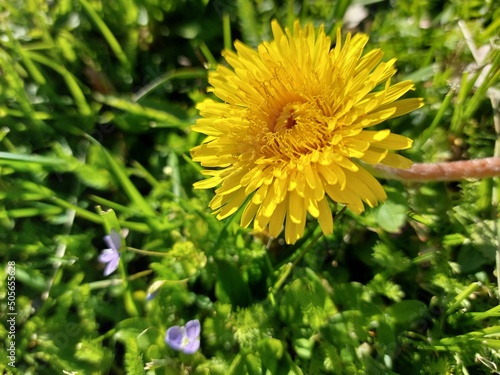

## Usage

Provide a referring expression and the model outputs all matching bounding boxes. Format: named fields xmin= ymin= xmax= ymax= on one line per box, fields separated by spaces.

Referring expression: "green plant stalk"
xmin=168 ymin=151 xmax=183 ymax=201
xmin=287 ymin=0 xmax=295 ymax=29
xmin=5 ymin=205 xmax=63 ymax=218
xmin=0 ymin=107 xmax=51 ymax=119
xmin=0 ymin=16 xmax=46 ymax=85
xmin=85 ymin=134 xmax=160 ymax=232
xmin=450 ymin=70 xmax=480 ymax=134
xmin=89 ymin=195 xmax=139 ymax=216
xmin=413 ymin=88 xmax=455 ymax=151
xmin=131 ymin=160 xmax=160 ymax=188
xmin=197 ymin=41 xmax=218 ymax=69
xmin=471 ymin=304 xmax=500 ymax=321
xmin=49 ymin=196 xmax=151 ymax=233
xmin=87 ymin=270 xmax=153 ymax=290
xmin=271 ymin=229 xmax=323 ymax=293
xmin=446 ymin=282 xmax=481 ymax=315
xmin=464 ymin=55 xmax=500 ymax=120
xmin=270 ymin=205 xmax=346 ymax=294
xmin=223 ymin=12 xmax=232 ymax=51
xmin=132 ymin=68 xmax=207 ymax=102
xmin=227 ymin=353 xmax=243 ymax=375
xmin=127 ymin=247 xmax=168 ymax=257
xmin=0 ymin=50 xmax=46 ymax=133
xmin=26 ymin=51 xmax=92 ymax=116
xmin=78 ymin=0 xmax=131 ymax=70
xmin=94 ymin=93 xmax=186 ymax=125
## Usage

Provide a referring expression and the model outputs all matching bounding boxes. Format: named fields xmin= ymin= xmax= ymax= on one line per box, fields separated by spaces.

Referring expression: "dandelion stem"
xmin=374 ymin=157 xmax=500 ymax=181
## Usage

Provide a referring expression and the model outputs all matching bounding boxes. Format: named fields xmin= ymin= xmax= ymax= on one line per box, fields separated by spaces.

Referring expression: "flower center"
xmin=274 ymin=102 xmax=300 ymax=132
xmin=255 ymin=100 xmax=335 ymax=162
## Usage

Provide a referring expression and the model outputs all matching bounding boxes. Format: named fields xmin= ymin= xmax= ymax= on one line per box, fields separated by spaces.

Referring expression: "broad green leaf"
xmin=215 ymin=259 xmax=252 ymax=307
xmin=385 ymin=300 xmax=427 ymax=325
xmin=375 ymin=199 xmax=407 ymax=233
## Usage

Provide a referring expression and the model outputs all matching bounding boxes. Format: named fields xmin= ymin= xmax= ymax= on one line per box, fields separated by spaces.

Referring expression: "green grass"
xmin=1 ymin=0 xmax=500 ymax=374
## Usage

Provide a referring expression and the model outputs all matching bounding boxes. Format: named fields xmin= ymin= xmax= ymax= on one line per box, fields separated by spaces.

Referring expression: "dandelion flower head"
xmin=191 ymin=20 xmax=423 ymax=244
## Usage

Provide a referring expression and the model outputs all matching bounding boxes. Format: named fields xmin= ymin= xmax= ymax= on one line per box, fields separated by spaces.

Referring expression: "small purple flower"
xmin=98 ymin=229 xmax=122 ymax=276
xmin=165 ymin=320 xmax=200 ymax=354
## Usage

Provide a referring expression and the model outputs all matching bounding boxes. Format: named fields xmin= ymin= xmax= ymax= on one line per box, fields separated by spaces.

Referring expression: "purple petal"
xmin=103 ymin=254 xmax=120 ymax=276
xmin=98 ymin=248 xmax=116 ymax=263
xmin=182 ymin=338 xmax=200 ymax=354
xmin=185 ymin=320 xmax=200 ymax=340
xmin=104 ymin=229 xmax=122 ymax=252
xmin=165 ymin=326 xmax=185 ymax=351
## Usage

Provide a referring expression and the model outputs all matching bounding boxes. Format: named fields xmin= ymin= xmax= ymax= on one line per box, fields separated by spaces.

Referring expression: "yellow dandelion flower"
xmin=191 ymin=20 xmax=423 ymax=244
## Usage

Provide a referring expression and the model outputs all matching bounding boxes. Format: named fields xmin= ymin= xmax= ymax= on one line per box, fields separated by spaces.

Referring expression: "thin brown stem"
xmin=373 ymin=157 xmax=500 ymax=182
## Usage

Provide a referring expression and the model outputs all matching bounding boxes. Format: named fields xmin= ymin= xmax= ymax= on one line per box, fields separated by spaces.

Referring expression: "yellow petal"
xmin=317 ymin=198 xmax=333 ymax=235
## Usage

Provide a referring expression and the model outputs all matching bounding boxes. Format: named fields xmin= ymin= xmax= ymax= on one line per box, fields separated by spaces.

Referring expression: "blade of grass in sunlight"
xmin=0 ymin=49 xmax=46 ymax=130
xmin=446 ymin=282 xmax=481 ymax=316
xmin=450 ymin=70 xmax=482 ymax=134
xmin=0 ymin=107 xmax=52 ymax=120
xmin=5 ymin=204 xmax=64 ymax=218
xmin=84 ymin=134 xmax=160 ymax=231
xmin=94 ymin=93 xmax=188 ymax=127
xmin=28 ymin=188 xmax=151 ymax=233
xmin=130 ymin=160 xmax=160 ymax=188
xmin=0 ymin=151 xmax=69 ymax=167
xmin=132 ymin=68 xmax=206 ymax=102
xmin=1 ymin=21 xmax=46 ymax=85
xmin=464 ymin=52 xmax=500 ymax=120
xmin=26 ymin=51 xmax=93 ymax=116
xmin=196 ymin=41 xmax=218 ymax=70
xmin=89 ymin=195 xmax=182 ymax=231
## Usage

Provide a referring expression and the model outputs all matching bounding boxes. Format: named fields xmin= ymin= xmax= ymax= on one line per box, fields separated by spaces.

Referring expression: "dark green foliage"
xmin=1 ymin=0 xmax=500 ymax=374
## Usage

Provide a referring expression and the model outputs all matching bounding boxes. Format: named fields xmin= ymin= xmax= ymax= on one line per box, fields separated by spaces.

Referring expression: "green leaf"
xmin=293 ymin=338 xmax=314 ymax=359
xmin=215 ymin=259 xmax=252 ymax=307
xmin=258 ymin=338 xmax=284 ymax=374
xmin=124 ymin=338 xmax=145 ymax=375
xmin=375 ymin=199 xmax=407 ymax=233
xmin=385 ymin=300 xmax=427 ymax=325
xmin=244 ymin=353 xmax=262 ymax=375
xmin=74 ymin=338 xmax=105 ymax=365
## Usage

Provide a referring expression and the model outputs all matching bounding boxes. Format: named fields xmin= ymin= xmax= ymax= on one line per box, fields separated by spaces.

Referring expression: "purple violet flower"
xmin=98 ymin=229 xmax=122 ymax=276
xmin=165 ymin=320 xmax=200 ymax=354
